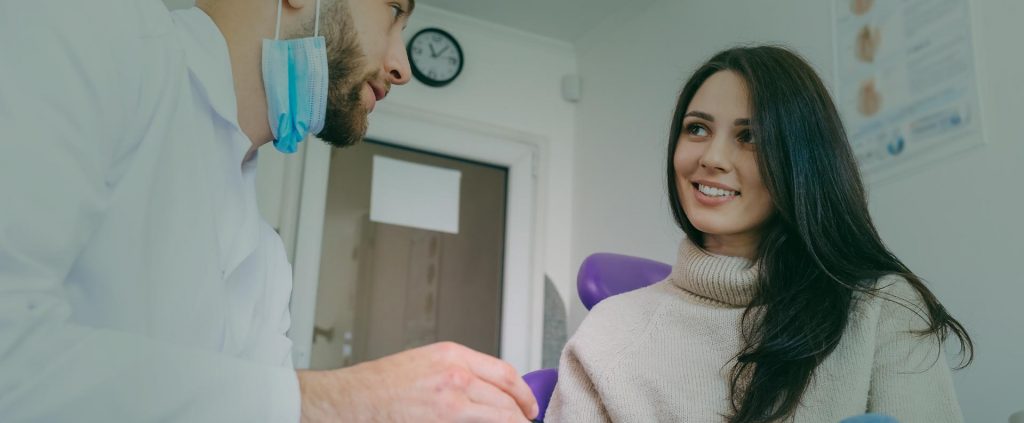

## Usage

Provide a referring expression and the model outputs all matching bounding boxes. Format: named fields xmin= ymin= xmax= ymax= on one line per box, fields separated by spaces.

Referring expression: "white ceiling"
xmin=419 ymin=0 xmax=655 ymax=43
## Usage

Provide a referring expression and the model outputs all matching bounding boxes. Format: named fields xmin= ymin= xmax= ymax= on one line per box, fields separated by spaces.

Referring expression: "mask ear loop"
xmin=314 ymin=0 xmax=321 ymax=37
xmin=274 ymin=0 xmax=320 ymax=39
xmin=274 ymin=0 xmax=283 ymax=40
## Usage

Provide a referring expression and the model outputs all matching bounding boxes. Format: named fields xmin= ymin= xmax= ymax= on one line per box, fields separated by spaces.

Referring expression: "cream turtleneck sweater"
xmin=547 ymin=238 xmax=963 ymax=422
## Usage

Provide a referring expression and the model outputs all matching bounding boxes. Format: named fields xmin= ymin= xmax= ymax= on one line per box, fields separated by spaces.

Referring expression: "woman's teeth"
xmin=697 ymin=184 xmax=739 ymax=198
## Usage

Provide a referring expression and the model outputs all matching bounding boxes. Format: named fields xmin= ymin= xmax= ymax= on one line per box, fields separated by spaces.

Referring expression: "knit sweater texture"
xmin=547 ymin=238 xmax=963 ymax=422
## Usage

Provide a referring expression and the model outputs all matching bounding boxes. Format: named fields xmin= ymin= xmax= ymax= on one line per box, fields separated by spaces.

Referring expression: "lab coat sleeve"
xmin=0 ymin=1 xmax=300 ymax=422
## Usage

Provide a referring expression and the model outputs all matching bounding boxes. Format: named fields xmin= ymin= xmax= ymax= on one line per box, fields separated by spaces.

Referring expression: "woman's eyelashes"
xmin=685 ymin=121 xmax=755 ymax=145
xmin=738 ymin=129 xmax=754 ymax=144
xmin=686 ymin=122 xmax=710 ymax=138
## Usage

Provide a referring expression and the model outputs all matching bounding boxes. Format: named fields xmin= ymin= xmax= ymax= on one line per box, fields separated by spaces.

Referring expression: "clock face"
xmin=408 ymin=28 xmax=463 ymax=87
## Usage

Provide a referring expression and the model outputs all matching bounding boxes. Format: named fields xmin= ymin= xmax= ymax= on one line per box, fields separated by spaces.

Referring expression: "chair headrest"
xmin=577 ymin=253 xmax=672 ymax=310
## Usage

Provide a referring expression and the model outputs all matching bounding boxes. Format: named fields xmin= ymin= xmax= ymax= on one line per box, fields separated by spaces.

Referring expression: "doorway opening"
xmin=309 ymin=140 xmax=508 ymax=369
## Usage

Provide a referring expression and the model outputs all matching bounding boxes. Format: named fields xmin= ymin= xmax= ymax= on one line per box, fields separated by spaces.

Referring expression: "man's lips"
xmin=369 ymin=83 xmax=386 ymax=101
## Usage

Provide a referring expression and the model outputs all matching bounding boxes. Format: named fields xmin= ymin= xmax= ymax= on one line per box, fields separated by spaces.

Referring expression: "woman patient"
xmin=547 ymin=46 xmax=973 ymax=423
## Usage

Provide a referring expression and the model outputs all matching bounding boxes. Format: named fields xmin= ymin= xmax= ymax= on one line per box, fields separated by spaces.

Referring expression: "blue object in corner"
xmin=840 ymin=413 xmax=899 ymax=423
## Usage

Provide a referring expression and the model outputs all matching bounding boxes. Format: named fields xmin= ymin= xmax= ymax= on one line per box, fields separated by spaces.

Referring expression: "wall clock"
xmin=407 ymin=28 xmax=464 ymax=88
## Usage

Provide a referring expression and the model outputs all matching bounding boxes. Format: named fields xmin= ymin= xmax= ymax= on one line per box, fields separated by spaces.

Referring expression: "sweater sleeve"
xmin=866 ymin=277 xmax=964 ymax=423
xmin=545 ymin=283 xmax=673 ymax=423
xmin=545 ymin=336 xmax=613 ymax=423
xmin=546 ymin=288 xmax=657 ymax=423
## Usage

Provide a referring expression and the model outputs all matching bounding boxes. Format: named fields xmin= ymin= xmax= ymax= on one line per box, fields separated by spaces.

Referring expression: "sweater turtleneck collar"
xmin=669 ymin=237 xmax=760 ymax=308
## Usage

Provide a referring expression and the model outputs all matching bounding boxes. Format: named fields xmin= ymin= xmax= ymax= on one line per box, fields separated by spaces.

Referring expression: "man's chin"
xmin=317 ymin=110 xmax=369 ymax=149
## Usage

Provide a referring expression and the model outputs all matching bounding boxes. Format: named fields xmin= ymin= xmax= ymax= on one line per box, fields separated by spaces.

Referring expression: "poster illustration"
xmin=833 ymin=0 xmax=983 ymax=180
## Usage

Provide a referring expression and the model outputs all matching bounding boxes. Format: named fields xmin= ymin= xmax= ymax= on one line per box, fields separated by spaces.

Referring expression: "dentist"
xmin=0 ymin=0 xmax=538 ymax=422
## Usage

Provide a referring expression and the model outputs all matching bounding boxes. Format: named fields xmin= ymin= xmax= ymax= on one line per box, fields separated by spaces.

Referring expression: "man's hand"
xmin=298 ymin=342 xmax=539 ymax=422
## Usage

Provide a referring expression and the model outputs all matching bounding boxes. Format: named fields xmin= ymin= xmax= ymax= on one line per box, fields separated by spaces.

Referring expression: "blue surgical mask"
xmin=262 ymin=0 xmax=328 ymax=154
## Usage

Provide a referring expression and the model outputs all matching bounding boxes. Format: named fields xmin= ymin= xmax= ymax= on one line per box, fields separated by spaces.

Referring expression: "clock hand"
xmin=429 ymin=43 xmax=438 ymax=58
xmin=436 ymin=45 xmax=450 ymax=57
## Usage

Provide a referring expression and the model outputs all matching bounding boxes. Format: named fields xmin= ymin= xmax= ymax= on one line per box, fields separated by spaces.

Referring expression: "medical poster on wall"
xmin=833 ymin=0 xmax=983 ymax=181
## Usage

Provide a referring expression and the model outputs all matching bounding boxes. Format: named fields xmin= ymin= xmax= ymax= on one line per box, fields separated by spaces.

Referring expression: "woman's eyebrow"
xmin=685 ymin=111 xmax=750 ymax=127
xmin=684 ymin=111 xmax=714 ymax=121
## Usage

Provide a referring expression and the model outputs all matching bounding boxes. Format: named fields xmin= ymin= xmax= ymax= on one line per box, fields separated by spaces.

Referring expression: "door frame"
xmin=289 ymin=102 xmax=547 ymax=373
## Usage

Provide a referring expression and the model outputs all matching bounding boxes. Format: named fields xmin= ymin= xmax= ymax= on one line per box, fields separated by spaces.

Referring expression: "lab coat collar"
xmin=172 ymin=7 xmax=243 ymax=143
xmin=173 ymin=7 xmax=263 ymax=279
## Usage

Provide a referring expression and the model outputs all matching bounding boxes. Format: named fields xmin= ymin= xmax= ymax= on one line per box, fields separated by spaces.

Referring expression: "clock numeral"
xmin=412 ymin=47 xmax=422 ymax=56
xmin=448 ymin=57 xmax=458 ymax=66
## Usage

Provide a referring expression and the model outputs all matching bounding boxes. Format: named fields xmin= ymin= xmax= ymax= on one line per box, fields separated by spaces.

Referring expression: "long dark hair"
xmin=665 ymin=46 xmax=974 ymax=422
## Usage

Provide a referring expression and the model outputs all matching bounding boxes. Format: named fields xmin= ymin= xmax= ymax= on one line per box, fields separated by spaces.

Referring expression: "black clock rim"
xmin=406 ymin=27 xmax=464 ymax=88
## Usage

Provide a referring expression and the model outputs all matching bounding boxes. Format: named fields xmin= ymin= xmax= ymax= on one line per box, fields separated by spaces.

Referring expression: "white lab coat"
xmin=0 ymin=1 xmax=299 ymax=421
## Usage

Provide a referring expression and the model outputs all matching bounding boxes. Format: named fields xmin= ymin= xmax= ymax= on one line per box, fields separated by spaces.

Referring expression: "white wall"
xmin=389 ymin=5 xmax=580 ymax=305
xmin=570 ymin=0 xmax=1023 ymax=421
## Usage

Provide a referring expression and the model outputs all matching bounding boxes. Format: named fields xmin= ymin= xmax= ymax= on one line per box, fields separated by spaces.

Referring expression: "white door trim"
xmin=289 ymin=102 xmax=547 ymax=374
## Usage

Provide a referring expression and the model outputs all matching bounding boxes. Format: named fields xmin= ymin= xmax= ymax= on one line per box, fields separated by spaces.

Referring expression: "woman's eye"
xmin=738 ymin=130 xmax=755 ymax=144
xmin=687 ymin=124 xmax=708 ymax=137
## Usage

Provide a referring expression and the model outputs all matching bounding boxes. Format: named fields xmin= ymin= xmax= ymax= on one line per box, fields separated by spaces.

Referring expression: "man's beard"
xmin=314 ymin=1 xmax=375 ymax=148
